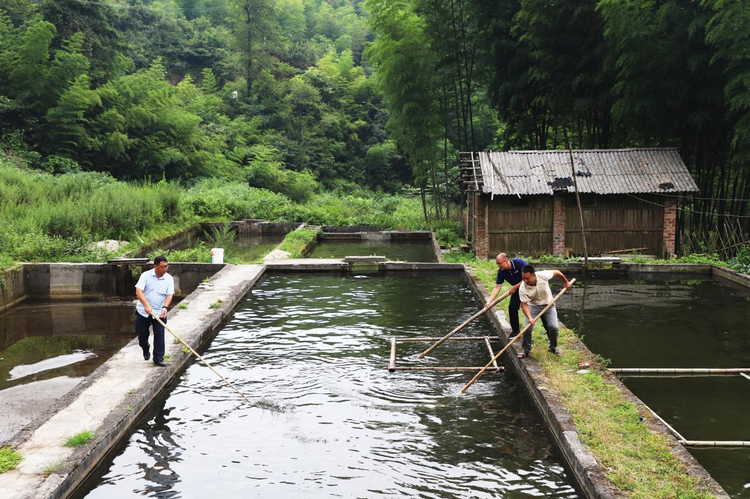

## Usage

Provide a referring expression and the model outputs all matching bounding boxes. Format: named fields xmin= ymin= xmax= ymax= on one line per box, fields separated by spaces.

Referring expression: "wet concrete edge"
xmin=712 ymin=265 xmax=750 ymax=288
xmin=462 ymin=267 xmax=729 ymax=499
xmin=0 ymin=265 xmax=26 ymax=312
xmin=22 ymin=264 xmax=267 ymax=499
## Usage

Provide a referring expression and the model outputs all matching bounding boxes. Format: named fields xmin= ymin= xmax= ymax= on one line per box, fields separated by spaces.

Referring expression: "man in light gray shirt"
xmin=135 ymin=256 xmax=174 ymax=367
xmin=517 ymin=265 xmax=571 ymax=358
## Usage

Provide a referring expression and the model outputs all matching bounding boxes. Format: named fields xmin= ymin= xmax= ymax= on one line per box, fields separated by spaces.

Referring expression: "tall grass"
xmin=0 ymin=160 xmax=461 ymax=268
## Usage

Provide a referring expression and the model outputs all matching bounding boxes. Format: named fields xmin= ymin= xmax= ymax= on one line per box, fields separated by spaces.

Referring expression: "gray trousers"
xmin=522 ymin=303 xmax=559 ymax=353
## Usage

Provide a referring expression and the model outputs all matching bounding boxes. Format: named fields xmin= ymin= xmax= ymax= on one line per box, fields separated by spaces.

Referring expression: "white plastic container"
xmin=210 ymin=248 xmax=224 ymax=264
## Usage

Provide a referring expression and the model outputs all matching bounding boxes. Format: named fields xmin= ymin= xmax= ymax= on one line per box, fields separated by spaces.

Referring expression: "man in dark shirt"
xmin=484 ymin=253 xmax=528 ymax=338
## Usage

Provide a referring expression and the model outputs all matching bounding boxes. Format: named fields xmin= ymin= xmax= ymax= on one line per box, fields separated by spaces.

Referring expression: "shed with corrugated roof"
xmin=459 ymin=148 xmax=698 ymax=258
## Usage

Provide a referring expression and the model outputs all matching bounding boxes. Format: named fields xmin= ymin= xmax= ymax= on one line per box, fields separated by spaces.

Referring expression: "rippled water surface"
xmin=80 ymin=273 xmax=577 ymax=498
xmin=556 ymin=275 xmax=750 ymax=498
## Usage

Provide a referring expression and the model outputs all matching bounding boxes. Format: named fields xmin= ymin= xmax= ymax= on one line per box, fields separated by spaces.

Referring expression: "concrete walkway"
xmin=0 ymin=264 xmax=265 ymax=499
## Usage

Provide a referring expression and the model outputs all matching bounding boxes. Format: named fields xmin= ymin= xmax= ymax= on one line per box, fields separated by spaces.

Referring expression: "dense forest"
xmin=0 ymin=0 xmax=748 ymax=256
xmin=0 ymin=0 xmax=413 ymax=200
xmin=364 ymin=0 xmax=750 ymax=252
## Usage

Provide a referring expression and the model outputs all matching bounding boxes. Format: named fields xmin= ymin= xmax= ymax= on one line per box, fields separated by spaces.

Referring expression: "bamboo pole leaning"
xmin=461 ymin=279 xmax=576 ymax=394
xmin=417 ymin=289 xmax=512 ymax=359
xmin=150 ymin=312 xmax=252 ymax=404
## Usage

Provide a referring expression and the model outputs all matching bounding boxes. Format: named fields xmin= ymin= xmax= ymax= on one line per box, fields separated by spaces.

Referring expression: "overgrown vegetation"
xmin=0 ymin=160 xmax=461 ymax=269
xmin=63 ymin=430 xmax=94 ymax=448
xmin=279 ymin=228 xmax=321 ymax=258
xmin=469 ymin=258 xmax=717 ymax=498
xmin=728 ymin=246 xmax=750 ymax=274
xmin=0 ymin=447 xmax=22 ymax=474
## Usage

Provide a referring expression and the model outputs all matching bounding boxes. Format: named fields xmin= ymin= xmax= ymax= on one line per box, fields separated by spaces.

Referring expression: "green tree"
xmin=230 ymin=0 xmax=279 ymax=99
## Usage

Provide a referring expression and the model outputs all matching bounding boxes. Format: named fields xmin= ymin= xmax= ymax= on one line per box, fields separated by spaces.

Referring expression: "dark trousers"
xmin=509 ymin=291 xmax=521 ymax=335
xmin=522 ymin=304 xmax=559 ymax=354
xmin=136 ymin=313 xmax=166 ymax=363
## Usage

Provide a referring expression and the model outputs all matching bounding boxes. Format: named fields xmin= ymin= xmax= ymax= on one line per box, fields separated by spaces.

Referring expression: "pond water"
xmin=0 ymin=301 xmax=135 ymax=391
xmin=176 ymin=233 xmax=285 ymax=263
xmin=78 ymin=273 xmax=577 ymax=498
xmin=556 ymin=275 xmax=750 ymax=498
xmin=307 ymin=240 xmax=436 ymax=262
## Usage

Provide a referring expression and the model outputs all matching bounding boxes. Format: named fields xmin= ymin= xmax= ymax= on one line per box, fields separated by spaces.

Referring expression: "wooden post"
xmin=388 ymin=338 xmax=397 ymax=372
xmin=483 ymin=337 xmax=500 ymax=371
xmin=562 ymin=124 xmax=588 ymax=265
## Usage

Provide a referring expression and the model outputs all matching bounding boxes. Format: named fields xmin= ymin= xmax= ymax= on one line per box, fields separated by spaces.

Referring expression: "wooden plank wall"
xmin=565 ymin=194 xmax=663 ymax=254
xmin=487 ymin=195 xmax=553 ymax=255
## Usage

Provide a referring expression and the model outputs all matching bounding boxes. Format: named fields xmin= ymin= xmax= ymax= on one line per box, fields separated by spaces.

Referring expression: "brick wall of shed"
xmin=552 ymin=196 xmax=566 ymax=256
xmin=475 ymin=193 xmax=490 ymax=260
xmin=662 ymin=197 xmax=677 ymax=257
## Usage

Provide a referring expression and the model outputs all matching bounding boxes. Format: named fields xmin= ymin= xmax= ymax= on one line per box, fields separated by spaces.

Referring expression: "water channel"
xmin=556 ymin=275 xmax=750 ymax=498
xmin=78 ymin=273 xmax=577 ymax=498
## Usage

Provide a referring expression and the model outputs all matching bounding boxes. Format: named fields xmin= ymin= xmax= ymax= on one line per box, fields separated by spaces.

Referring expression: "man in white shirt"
xmin=517 ymin=265 xmax=572 ymax=358
xmin=135 ymin=256 xmax=175 ymax=367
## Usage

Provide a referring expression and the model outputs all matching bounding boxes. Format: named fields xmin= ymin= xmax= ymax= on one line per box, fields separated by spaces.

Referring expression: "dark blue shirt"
xmin=496 ymin=258 xmax=528 ymax=286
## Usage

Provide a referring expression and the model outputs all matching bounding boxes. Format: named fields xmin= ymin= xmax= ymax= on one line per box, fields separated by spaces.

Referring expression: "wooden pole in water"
xmin=150 ymin=313 xmax=252 ymax=404
xmin=388 ymin=338 xmax=397 ymax=372
xmin=680 ymin=440 xmax=750 ymax=447
xmin=417 ymin=289 xmax=512 ymax=359
xmin=461 ymin=279 xmax=576 ymax=393
xmin=384 ymin=366 xmax=504 ymax=372
xmin=610 ymin=367 xmax=750 ymax=374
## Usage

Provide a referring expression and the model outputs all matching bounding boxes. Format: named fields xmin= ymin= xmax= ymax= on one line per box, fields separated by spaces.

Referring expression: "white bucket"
xmin=210 ymin=248 xmax=224 ymax=264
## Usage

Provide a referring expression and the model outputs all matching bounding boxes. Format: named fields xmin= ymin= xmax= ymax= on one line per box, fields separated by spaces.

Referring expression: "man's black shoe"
xmin=153 ymin=360 xmax=166 ymax=367
xmin=508 ymin=333 xmax=519 ymax=339
xmin=143 ymin=351 xmax=150 ymax=361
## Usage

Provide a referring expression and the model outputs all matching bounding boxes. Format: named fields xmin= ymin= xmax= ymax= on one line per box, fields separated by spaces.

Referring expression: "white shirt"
xmin=519 ymin=270 xmax=555 ymax=306
xmin=135 ymin=268 xmax=174 ymax=318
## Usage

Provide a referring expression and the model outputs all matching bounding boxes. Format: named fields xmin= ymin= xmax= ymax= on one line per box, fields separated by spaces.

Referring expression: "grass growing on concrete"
xmin=470 ymin=258 xmax=717 ymax=498
xmin=63 ymin=430 xmax=94 ymax=447
xmin=278 ymin=228 xmax=321 ymax=258
xmin=41 ymin=459 xmax=64 ymax=476
xmin=0 ymin=447 xmax=22 ymax=473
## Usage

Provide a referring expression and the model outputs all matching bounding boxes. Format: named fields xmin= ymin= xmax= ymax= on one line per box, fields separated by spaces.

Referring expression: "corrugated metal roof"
xmin=475 ymin=148 xmax=698 ymax=196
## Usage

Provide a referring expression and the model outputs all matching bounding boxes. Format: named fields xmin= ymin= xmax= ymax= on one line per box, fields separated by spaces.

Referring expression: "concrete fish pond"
xmin=556 ymin=275 xmax=750 ymax=498
xmin=0 ymin=261 xmax=733 ymax=498
xmin=306 ymin=231 xmax=440 ymax=262
xmin=75 ymin=273 xmax=578 ymax=498
xmin=0 ymin=301 xmax=135 ymax=443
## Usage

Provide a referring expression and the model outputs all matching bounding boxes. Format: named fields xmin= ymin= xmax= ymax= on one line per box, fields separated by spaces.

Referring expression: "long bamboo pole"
xmin=610 ymin=368 xmax=750 ymax=374
xmin=417 ymin=289 xmax=512 ymax=359
xmin=681 ymin=440 xmax=750 ymax=447
xmin=150 ymin=313 xmax=252 ymax=404
xmin=461 ymin=278 xmax=576 ymax=393
xmin=384 ymin=366 xmax=504 ymax=372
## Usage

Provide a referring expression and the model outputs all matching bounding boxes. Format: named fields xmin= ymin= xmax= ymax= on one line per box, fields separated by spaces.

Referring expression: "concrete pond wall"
xmin=1 ymin=261 xmax=742 ymax=498
xmin=20 ymin=262 xmax=225 ymax=301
